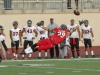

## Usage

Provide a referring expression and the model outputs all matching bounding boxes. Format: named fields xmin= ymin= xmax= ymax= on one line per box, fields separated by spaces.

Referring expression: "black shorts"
xmin=23 ymin=40 xmax=33 ymax=49
xmin=70 ymin=38 xmax=79 ymax=50
xmin=11 ymin=40 xmax=19 ymax=50
xmin=84 ymin=39 xmax=92 ymax=48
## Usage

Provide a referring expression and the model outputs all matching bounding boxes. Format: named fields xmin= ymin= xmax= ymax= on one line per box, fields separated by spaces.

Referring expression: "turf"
xmin=0 ymin=58 xmax=100 ymax=75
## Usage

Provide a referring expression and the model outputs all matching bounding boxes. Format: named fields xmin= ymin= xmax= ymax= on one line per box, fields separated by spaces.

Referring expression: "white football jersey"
xmin=36 ymin=26 xmax=48 ymax=40
xmin=67 ymin=24 xmax=79 ymax=38
xmin=82 ymin=25 xmax=92 ymax=39
xmin=0 ymin=34 xmax=5 ymax=42
xmin=10 ymin=28 xmax=21 ymax=41
xmin=23 ymin=26 xmax=36 ymax=41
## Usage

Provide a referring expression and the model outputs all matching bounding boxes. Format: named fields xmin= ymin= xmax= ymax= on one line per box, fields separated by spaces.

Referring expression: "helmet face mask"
xmin=60 ymin=24 xmax=67 ymax=30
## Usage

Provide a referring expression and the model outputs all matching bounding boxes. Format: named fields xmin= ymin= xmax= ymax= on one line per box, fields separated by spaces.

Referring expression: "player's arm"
xmin=9 ymin=30 xmax=13 ymax=41
xmin=41 ymin=26 xmax=54 ymax=33
xmin=81 ymin=29 xmax=84 ymax=43
xmin=33 ymin=29 xmax=38 ymax=37
xmin=19 ymin=30 xmax=22 ymax=45
xmin=77 ymin=26 xmax=81 ymax=40
xmin=90 ymin=28 xmax=94 ymax=41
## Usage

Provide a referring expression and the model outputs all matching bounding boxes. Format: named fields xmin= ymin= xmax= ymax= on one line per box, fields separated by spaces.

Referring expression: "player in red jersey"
xmin=20 ymin=24 xmax=79 ymax=54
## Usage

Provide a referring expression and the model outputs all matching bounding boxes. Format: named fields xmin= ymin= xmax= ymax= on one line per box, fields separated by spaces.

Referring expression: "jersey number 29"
xmin=58 ymin=31 xmax=65 ymax=38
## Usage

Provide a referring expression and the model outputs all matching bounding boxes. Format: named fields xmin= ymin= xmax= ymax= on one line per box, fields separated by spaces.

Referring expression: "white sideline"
xmin=2 ymin=58 xmax=100 ymax=62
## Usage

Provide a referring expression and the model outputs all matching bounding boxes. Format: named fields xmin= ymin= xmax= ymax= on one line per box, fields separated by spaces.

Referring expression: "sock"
xmin=91 ymin=51 xmax=94 ymax=55
xmin=22 ymin=55 xmax=24 ymax=57
xmin=72 ymin=50 xmax=75 ymax=58
xmin=76 ymin=50 xmax=80 ymax=57
xmin=38 ymin=52 xmax=41 ymax=57
xmin=29 ymin=54 xmax=32 ymax=57
xmin=25 ymin=47 xmax=33 ymax=54
xmin=13 ymin=53 xmax=16 ymax=56
xmin=16 ymin=54 xmax=18 ymax=58
xmin=45 ymin=52 xmax=47 ymax=57
xmin=85 ymin=51 xmax=88 ymax=56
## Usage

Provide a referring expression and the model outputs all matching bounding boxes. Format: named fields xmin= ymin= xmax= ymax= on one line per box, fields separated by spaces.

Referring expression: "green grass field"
xmin=0 ymin=58 xmax=100 ymax=75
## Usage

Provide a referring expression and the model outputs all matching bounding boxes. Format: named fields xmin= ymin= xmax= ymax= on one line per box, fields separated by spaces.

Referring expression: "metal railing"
xmin=0 ymin=0 xmax=100 ymax=11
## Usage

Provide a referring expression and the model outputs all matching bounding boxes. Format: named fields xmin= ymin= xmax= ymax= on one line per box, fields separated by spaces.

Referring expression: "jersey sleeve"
xmin=9 ymin=28 xmax=12 ymax=31
xmin=53 ymin=28 xmax=58 ymax=31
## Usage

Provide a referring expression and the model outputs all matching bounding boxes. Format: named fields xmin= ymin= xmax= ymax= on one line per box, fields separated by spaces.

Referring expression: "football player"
xmin=20 ymin=24 xmax=79 ymax=55
xmin=81 ymin=20 xmax=95 ymax=58
xmin=60 ymin=36 xmax=70 ymax=59
xmin=20 ymin=20 xmax=38 ymax=59
xmin=10 ymin=21 xmax=22 ymax=60
xmin=67 ymin=19 xmax=81 ymax=58
xmin=0 ymin=25 xmax=8 ymax=61
xmin=37 ymin=21 xmax=48 ymax=59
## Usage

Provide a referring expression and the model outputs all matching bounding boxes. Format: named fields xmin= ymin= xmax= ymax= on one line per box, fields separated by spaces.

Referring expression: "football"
xmin=74 ymin=10 xmax=80 ymax=16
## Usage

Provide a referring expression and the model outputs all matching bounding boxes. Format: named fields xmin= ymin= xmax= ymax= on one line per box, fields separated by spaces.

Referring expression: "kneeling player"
xmin=20 ymin=24 xmax=79 ymax=55
xmin=60 ymin=37 xmax=70 ymax=59
xmin=81 ymin=20 xmax=95 ymax=58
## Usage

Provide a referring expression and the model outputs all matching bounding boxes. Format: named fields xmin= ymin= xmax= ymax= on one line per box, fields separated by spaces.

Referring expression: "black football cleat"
xmin=20 ymin=50 xmax=26 ymax=55
xmin=92 ymin=55 xmax=95 ymax=58
xmin=79 ymin=20 xmax=84 ymax=26
xmin=37 ymin=57 xmax=41 ymax=59
xmin=86 ymin=55 xmax=88 ymax=58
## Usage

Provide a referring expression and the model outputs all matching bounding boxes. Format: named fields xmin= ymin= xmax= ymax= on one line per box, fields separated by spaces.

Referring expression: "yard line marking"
xmin=72 ymin=71 xmax=81 ymax=72
xmin=2 ymin=58 xmax=100 ymax=62
xmin=46 ymin=72 xmax=54 ymax=74
xmin=0 ymin=65 xmax=7 ymax=67
xmin=56 ymin=68 xmax=100 ymax=72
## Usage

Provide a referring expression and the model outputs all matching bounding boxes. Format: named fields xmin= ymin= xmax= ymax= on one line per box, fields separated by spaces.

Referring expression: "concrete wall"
xmin=0 ymin=13 xmax=100 ymax=48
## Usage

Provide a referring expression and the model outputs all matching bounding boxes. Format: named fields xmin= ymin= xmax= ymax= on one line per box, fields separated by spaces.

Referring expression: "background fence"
xmin=0 ymin=0 xmax=100 ymax=11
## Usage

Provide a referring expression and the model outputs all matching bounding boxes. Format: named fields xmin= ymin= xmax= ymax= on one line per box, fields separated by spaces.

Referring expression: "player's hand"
xmin=20 ymin=41 xmax=22 ymax=46
xmin=7 ymin=50 xmax=10 ymax=54
xmin=81 ymin=38 xmax=84 ymax=43
xmin=92 ymin=38 xmax=94 ymax=42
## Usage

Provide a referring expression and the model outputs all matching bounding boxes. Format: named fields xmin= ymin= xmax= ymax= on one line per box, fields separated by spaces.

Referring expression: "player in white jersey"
xmin=10 ymin=21 xmax=21 ymax=60
xmin=0 ymin=25 xmax=10 ymax=62
xmin=81 ymin=20 xmax=95 ymax=58
xmin=36 ymin=21 xmax=48 ymax=59
xmin=20 ymin=20 xmax=38 ymax=59
xmin=67 ymin=19 xmax=81 ymax=58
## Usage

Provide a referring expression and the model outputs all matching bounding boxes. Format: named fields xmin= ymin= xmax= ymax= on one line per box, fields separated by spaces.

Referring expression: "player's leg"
xmin=63 ymin=46 xmax=68 ymax=59
xmin=28 ymin=41 xmax=33 ymax=59
xmin=88 ymin=39 xmax=95 ymax=57
xmin=70 ymin=38 xmax=75 ymax=58
xmin=15 ymin=40 xmax=19 ymax=59
xmin=11 ymin=41 xmax=16 ymax=60
xmin=67 ymin=0 xmax=72 ymax=9
xmin=84 ymin=39 xmax=88 ymax=58
xmin=55 ymin=44 xmax=59 ymax=58
xmin=49 ymin=47 xmax=54 ymax=58
xmin=60 ymin=47 xmax=64 ymax=58
xmin=20 ymin=39 xmax=54 ymax=54
xmin=0 ymin=53 xmax=2 ymax=62
xmin=45 ymin=50 xmax=47 ymax=59
xmin=75 ymin=38 xmax=81 ymax=58
xmin=21 ymin=40 xmax=28 ymax=59
xmin=75 ymin=0 xmax=78 ymax=9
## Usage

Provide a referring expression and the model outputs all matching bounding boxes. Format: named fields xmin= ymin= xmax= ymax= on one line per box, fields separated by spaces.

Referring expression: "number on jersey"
xmin=84 ymin=30 xmax=89 ymax=34
xmin=27 ymin=29 xmax=32 ymax=33
xmin=58 ymin=31 xmax=65 ymax=38
xmin=13 ymin=32 xmax=18 ymax=36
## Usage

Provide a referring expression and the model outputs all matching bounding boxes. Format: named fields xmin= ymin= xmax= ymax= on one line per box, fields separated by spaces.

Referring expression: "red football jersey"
xmin=50 ymin=28 xmax=68 ymax=44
